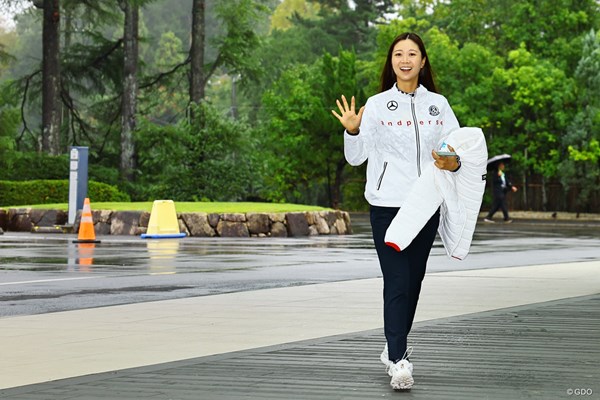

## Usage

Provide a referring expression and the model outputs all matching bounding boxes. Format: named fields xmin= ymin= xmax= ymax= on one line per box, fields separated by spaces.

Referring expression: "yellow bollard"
xmin=141 ymin=200 xmax=186 ymax=239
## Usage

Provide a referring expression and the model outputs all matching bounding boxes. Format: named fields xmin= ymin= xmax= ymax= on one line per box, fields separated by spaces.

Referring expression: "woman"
xmin=332 ymin=32 xmax=461 ymax=390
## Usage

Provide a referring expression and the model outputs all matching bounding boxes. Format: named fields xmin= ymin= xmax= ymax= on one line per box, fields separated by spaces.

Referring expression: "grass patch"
xmin=4 ymin=202 xmax=331 ymax=213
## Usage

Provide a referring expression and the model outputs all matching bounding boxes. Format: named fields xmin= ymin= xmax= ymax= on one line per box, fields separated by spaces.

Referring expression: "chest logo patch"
xmin=387 ymin=100 xmax=398 ymax=111
xmin=429 ymin=105 xmax=440 ymax=116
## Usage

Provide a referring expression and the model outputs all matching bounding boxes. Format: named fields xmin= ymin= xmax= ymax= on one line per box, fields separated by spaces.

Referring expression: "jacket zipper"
xmin=410 ymin=94 xmax=421 ymax=176
xmin=376 ymin=161 xmax=388 ymax=190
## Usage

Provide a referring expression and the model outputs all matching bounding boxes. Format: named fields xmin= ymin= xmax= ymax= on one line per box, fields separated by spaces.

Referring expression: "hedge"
xmin=0 ymin=180 xmax=130 ymax=207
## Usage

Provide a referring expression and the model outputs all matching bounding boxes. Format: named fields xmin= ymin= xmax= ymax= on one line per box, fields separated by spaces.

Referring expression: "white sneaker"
xmin=484 ymin=218 xmax=495 ymax=223
xmin=389 ymin=359 xmax=414 ymax=390
xmin=382 ymin=345 xmax=414 ymax=390
xmin=380 ymin=343 xmax=391 ymax=369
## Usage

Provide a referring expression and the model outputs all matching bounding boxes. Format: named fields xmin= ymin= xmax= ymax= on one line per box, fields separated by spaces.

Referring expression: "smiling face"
xmin=391 ymin=39 xmax=426 ymax=92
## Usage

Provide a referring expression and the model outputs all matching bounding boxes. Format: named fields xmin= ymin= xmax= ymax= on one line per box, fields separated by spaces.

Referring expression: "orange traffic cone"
xmin=73 ymin=198 xmax=101 ymax=243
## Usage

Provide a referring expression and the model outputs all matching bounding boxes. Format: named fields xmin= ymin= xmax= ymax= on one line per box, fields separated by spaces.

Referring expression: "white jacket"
xmin=344 ymin=84 xmax=459 ymax=207
xmin=384 ymin=127 xmax=488 ymax=260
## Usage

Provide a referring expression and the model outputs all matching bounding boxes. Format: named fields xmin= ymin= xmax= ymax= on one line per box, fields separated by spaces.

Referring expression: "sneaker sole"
xmin=391 ymin=373 xmax=414 ymax=390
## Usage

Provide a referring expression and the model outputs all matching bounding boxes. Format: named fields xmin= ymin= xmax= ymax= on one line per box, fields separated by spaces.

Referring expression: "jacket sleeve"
xmin=344 ymin=98 xmax=376 ymax=166
xmin=506 ymin=175 xmax=513 ymax=188
xmin=438 ymin=98 xmax=460 ymax=145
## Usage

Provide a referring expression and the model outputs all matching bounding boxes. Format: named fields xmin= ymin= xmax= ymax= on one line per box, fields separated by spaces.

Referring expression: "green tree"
xmin=292 ymin=0 xmax=394 ymax=55
xmin=259 ymin=48 xmax=365 ymax=208
xmin=431 ymin=0 xmax=599 ymax=68
xmin=189 ymin=0 xmax=266 ymax=110
xmin=0 ymin=80 xmax=19 ymax=172
xmin=492 ymin=45 xmax=575 ymax=210
xmin=140 ymin=31 xmax=187 ymax=122
xmin=560 ymin=29 xmax=600 ymax=211
xmin=270 ymin=0 xmax=320 ymax=31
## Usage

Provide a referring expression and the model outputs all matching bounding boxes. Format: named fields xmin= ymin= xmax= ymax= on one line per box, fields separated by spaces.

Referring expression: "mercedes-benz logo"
xmin=387 ymin=100 xmax=398 ymax=111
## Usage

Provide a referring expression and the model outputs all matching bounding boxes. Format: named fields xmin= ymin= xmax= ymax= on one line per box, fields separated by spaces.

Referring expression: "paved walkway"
xmin=1 ymin=261 xmax=600 ymax=399
xmin=3 ymin=295 xmax=599 ymax=399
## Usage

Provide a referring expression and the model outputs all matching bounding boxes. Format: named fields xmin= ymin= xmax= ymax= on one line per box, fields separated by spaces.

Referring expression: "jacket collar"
xmin=391 ymin=83 xmax=428 ymax=100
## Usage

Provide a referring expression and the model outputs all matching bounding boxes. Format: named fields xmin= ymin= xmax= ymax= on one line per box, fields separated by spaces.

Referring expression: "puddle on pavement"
xmin=0 ymin=257 xmax=67 ymax=265
xmin=0 ymin=250 xmax=149 ymax=271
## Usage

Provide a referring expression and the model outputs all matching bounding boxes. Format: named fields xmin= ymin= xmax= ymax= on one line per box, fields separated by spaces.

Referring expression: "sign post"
xmin=67 ymin=146 xmax=89 ymax=225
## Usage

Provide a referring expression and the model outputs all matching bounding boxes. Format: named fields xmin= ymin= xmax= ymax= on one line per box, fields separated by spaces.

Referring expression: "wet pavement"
xmin=1 ymin=214 xmax=599 ymax=317
xmin=0 ymin=214 xmax=599 ymax=397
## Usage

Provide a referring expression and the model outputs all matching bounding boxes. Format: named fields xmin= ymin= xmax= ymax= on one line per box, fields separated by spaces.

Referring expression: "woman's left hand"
xmin=432 ymin=145 xmax=460 ymax=171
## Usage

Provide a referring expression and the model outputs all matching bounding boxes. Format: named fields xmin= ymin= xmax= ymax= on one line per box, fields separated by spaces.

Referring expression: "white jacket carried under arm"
xmin=384 ymin=127 xmax=488 ymax=260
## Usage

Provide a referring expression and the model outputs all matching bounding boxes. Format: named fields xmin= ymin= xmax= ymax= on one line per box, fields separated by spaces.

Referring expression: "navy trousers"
xmin=486 ymin=193 xmax=510 ymax=221
xmin=370 ymin=205 xmax=440 ymax=361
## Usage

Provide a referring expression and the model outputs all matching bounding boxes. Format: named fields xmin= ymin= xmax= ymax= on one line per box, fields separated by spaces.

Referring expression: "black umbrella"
xmin=487 ymin=153 xmax=511 ymax=169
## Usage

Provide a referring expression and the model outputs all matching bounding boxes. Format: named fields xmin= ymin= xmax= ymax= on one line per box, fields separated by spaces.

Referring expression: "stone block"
xmin=30 ymin=209 xmax=67 ymax=227
xmin=269 ymin=213 xmax=286 ymax=223
xmin=208 ymin=213 xmax=220 ymax=228
xmin=222 ymin=213 xmax=246 ymax=222
xmin=93 ymin=210 xmax=112 ymax=224
xmin=247 ymin=213 xmax=270 ymax=234
xmin=181 ymin=213 xmax=216 ymax=237
xmin=139 ymin=211 xmax=151 ymax=227
xmin=305 ymin=211 xmax=317 ymax=225
xmin=326 ymin=211 xmax=338 ymax=227
xmin=111 ymin=211 xmax=143 ymax=235
xmin=29 ymin=209 xmax=46 ymax=225
xmin=286 ymin=213 xmax=309 ymax=237
xmin=8 ymin=209 xmax=33 ymax=232
xmin=178 ymin=219 xmax=189 ymax=236
xmin=95 ymin=222 xmax=111 ymax=235
xmin=217 ymin=221 xmax=249 ymax=237
xmin=343 ymin=211 xmax=353 ymax=234
xmin=314 ymin=215 xmax=330 ymax=234
xmin=270 ymin=221 xmax=287 ymax=237
xmin=330 ymin=224 xmax=338 ymax=235
xmin=334 ymin=217 xmax=347 ymax=235
xmin=0 ymin=209 xmax=8 ymax=231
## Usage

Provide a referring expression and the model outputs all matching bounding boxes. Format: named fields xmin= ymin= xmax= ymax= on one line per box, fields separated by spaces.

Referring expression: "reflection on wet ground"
xmin=0 ymin=213 xmax=599 ymax=316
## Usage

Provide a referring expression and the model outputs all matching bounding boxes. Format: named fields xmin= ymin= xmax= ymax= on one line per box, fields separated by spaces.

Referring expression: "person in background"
xmin=484 ymin=161 xmax=518 ymax=223
xmin=331 ymin=32 xmax=460 ymax=391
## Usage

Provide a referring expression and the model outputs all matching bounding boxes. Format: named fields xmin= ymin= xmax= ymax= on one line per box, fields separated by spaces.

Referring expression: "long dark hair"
xmin=379 ymin=32 xmax=437 ymax=94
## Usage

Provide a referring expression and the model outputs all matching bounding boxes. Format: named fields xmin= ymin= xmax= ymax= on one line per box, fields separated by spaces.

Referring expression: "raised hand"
xmin=331 ymin=95 xmax=365 ymax=134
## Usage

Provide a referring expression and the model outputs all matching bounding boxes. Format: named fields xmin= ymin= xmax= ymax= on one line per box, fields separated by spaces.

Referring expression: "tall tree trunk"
xmin=120 ymin=0 xmax=139 ymax=182
xmin=41 ymin=0 xmax=61 ymax=155
xmin=189 ymin=0 xmax=205 ymax=107
xmin=62 ymin=6 xmax=73 ymax=151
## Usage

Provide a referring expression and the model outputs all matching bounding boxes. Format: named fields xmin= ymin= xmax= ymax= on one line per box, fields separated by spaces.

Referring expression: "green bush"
xmin=0 ymin=152 xmax=69 ymax=180
xmin=0 ymin=180 xmax=130 ymax=207
xmin=88 ymin=164 xmax=120 ymax=186
xmin=133 ymin=103 xmax=258 ymax=202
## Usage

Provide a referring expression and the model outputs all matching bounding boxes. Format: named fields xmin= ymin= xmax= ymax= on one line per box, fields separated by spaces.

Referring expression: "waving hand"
xmin=331 ymin=95 xmax=365 ymax=134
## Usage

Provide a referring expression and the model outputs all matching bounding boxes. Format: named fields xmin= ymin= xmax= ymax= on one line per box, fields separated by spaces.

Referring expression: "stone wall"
xmin=0 ymin=208 xmax=352 ymax=237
